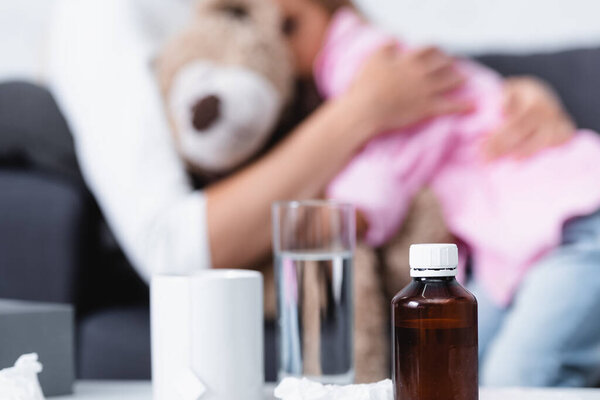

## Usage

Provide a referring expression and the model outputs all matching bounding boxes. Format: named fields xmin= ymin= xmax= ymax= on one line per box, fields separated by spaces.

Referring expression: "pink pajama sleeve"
xmin=327 ymin=121 xmax=455 ymax=246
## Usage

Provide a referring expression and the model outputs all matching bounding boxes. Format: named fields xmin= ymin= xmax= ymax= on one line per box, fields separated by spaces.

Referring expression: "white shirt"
xmin=47 ymin=0 xmax=212 ymax=280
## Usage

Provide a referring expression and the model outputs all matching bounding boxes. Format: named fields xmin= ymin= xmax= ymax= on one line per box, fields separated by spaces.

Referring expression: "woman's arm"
xmin=207 ymin=96 xmax=370 ymax=268
xmin=208 ymin=45 xmax=472 ymax=268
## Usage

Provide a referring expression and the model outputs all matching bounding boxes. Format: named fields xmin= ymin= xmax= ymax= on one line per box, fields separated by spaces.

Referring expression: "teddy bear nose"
xmin=191 ymin=94 xmax=221 ymax=132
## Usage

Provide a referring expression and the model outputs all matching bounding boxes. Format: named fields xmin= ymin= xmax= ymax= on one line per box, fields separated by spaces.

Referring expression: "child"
xmin=275 ymin=0 xmax=600 ymax=386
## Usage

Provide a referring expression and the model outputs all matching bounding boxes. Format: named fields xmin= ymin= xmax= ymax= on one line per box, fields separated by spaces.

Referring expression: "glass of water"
xmin=272 ymin=200 xmax=355 ymax=384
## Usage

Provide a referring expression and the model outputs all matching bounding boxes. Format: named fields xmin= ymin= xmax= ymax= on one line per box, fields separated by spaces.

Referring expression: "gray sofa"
xmin=1 ymin=47 xmax=599 ymax=382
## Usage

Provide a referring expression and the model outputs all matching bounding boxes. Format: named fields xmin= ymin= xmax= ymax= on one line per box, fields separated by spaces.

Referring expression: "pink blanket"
xmin=319 ymin=9 xmax=600 ymax=306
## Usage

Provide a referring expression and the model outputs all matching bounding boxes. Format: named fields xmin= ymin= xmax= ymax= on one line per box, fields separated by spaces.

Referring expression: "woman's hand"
xmin=346 ymin=44 xmax=474 ymax=135
xmin=483 ymin=76 xmax=576 ymax=159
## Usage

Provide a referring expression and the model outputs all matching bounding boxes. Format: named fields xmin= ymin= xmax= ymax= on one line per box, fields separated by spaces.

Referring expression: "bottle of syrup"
xmin=392 ymin=244 xmax=478 ymax=400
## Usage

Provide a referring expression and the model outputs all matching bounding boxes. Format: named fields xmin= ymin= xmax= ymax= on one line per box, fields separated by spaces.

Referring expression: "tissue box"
xmin=0 ymin=299 xmax=74 ymax=396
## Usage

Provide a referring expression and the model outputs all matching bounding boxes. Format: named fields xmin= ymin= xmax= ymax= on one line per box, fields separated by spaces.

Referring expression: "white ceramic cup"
xmin=151 ymin=270 xmax=264 ymax=400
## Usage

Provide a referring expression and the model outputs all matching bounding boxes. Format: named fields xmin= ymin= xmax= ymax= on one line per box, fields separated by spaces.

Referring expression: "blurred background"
xmin=2 ymin=0 xmax=600 ymax=389
xmin=2 ymin=0 xmax=600 ymax=80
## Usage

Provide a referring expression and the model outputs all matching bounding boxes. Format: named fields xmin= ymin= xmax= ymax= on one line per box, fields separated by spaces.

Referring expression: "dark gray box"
xmin=0 ymin=300 xmax=74 ymax=396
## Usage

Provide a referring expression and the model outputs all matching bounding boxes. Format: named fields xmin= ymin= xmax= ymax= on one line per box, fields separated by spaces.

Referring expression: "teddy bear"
xmin=154 ymin=0 xmax=453 ymax=383
xmin=155 ymin=0 xmax=294 ymax=180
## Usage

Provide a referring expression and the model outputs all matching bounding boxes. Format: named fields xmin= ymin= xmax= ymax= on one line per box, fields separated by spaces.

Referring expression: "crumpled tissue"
xmin=274 ymin=377 xmax=392 ymax=400
xmin=0 ymin=354 xmax=45 ymax=400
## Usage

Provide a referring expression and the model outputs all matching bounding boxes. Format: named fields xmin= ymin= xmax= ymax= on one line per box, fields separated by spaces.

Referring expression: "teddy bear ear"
xmin=194 ymin=0 xmax=223 ymax=14
xmin=195 ymin=0 xmax=241 ymax=14
xmin=195 ymin=0 xmax=256 ymax=20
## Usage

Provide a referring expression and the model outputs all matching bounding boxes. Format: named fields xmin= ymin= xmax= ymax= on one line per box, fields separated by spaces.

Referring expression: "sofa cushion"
xmin=77 ymin=307 xmax=151 ymax=379
xmin=0 ymin=170 xmax=85 ymax=304
xmin=77 ymin=306 xmax=279 ymax=381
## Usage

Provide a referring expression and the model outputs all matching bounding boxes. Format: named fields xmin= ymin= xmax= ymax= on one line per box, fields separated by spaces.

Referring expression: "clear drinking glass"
xmin=272 ymin=200 xmax=356 ymax=384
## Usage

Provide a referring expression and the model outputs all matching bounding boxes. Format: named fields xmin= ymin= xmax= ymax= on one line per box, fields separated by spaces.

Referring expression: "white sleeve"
xmin=46 ymin=0 xmax=211 ymax=280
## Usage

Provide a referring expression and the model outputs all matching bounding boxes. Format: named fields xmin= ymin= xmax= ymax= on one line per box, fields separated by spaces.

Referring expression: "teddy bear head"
xmin=156 ymin=0 xmax=294 ymax=174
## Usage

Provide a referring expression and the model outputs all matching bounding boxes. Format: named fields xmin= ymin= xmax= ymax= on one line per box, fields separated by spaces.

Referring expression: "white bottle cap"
xmin=409 ymin=243 xmax=458 ymax=277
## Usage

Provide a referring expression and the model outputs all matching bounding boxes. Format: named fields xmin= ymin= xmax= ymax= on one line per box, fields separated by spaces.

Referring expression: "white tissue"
xmin=274 ymin=378 xmax=393 ymax=400
xmin=0 ymin=354 xmax=45 ymax=400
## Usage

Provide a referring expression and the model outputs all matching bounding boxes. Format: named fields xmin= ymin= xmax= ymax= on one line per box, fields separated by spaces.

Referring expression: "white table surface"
xmin=52 ymin=381 xmax=600 ymax=399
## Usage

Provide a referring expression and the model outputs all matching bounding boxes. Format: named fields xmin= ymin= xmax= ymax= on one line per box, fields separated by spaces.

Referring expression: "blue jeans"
xmin=469 ymin=209 xmax=600 ymax=387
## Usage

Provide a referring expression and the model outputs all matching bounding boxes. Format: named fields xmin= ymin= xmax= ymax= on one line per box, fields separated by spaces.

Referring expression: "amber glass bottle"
xmin=392 ymin=244 xmax=478 ymax=400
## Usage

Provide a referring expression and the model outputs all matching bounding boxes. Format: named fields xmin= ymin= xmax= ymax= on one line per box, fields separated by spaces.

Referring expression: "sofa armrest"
xmin=0 ymin=170 xmax=89 ymax=304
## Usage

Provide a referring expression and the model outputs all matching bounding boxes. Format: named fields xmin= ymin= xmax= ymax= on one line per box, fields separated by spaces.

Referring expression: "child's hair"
xmin=317 ymin=0 xmax=354 ymax=14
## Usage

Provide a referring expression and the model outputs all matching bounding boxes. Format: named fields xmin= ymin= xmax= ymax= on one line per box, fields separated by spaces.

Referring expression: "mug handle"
xmin=173 ymin=367 xmax=206 ymax=400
